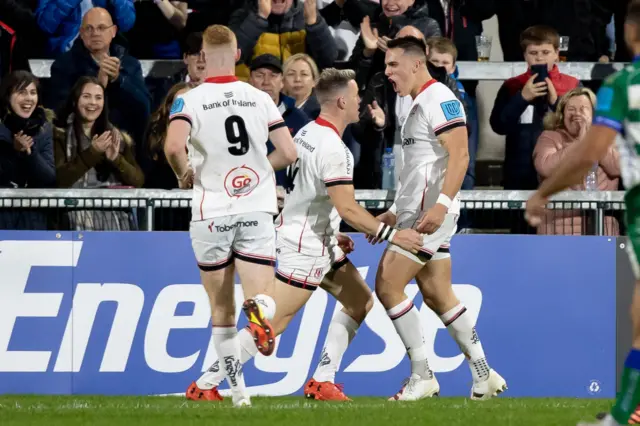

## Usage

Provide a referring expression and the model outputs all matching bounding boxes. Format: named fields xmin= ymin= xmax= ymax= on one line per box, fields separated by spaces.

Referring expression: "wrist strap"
xmin=437 ymin=193 xmax=452 ymax=210
xmin=376 ymin=222 xmax=395 ymax=242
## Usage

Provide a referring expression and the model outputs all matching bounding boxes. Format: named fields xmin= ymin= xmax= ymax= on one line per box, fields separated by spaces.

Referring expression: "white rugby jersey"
xmin=169 ymin=76 xmax=285 ymax=221
xmin=275 ymin=118 xmax=353 ymax=256
xmin=396 ymin=79 xmax=466 ymax=214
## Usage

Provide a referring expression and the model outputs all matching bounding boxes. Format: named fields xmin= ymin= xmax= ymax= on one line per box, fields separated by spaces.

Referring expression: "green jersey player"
xmin=526 ymin=2 xmax=640 ymax=425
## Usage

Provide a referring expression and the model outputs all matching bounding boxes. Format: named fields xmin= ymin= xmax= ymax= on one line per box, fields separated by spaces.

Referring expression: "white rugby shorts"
xmin=190 ymin=212 xmax=276 ymax=271
xmin=275 ymin=241 xmax=349 ymax=292
xmin=388 ymin=210 xmax=458 ymax=265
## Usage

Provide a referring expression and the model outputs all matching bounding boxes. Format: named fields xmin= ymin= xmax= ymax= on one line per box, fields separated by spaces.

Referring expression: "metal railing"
xmin=27 ymin=60 xmax=628 ymax=81
xmin=0 ymin=188 xmax=625 ymax=235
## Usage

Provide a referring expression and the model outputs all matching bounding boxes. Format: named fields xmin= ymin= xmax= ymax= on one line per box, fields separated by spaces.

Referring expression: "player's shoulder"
xmin=419 ymin=81 xmax=459 ymax=103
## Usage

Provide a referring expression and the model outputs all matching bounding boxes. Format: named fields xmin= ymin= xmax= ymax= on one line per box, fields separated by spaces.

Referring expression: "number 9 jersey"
xmin=169 ymin=76 xmax=286 ymax=221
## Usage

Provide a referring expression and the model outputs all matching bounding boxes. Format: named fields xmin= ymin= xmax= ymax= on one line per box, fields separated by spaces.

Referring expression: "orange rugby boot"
xmin=303 ymin=379 xmax=352 ymax=401
xmin=185 ymin=381 xmax=223 ymax=401
xmin=242 ymin=298 xmax=275 ymax=356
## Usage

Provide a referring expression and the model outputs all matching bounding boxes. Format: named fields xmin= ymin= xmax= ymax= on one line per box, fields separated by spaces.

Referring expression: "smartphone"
xmin=531 ymin=64 xmax=549 ymax=84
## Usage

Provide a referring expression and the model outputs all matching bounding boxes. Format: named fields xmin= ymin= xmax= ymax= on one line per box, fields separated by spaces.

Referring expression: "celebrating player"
xmin=186 ymin=68 xmax=424 ymax=402
xmin=165 ymin=24 xmax=297 ymax=407
xmin=526 ymin=3 xmax=640 ymax=425
xmin=369 ymin=36 xmax=507 ymax=401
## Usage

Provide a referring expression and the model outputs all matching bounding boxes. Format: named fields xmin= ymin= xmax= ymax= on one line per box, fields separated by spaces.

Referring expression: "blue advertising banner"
xmin=0 ymin=232 xmax=616 ymax=398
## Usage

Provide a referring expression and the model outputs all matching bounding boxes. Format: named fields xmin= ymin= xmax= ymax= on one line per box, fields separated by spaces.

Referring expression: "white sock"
xmin=602 ymin=414 xmax=622 ymax=426
xmin=253 ymin=293 xmax=276 ymax=320
xmin=197 ymin=327 xmax=258 ymax=389
xmin=387 ymin=298 xmax=433 ymax=380
xmin=312 ymin=310 xmax=359 ymax=383
xmin=440 ymin=303 xmax=490 ymax=383
xmin=211 ymin=326 xmax=248 ymax=400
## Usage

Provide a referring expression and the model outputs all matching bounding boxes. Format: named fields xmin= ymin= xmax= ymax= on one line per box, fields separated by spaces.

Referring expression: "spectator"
xmin=126 ymin=0 xmax=187 ymax=59
xmin=490 ymin=25 xmax=580 ymax=191
xmin=0 ymin=0 xmax=47 ymax=78
xmin=184 ymin=0 xmax=244 ymax=36
xmin=249 ymin=54 xmax=310 ymax=192
xmin=44 ymin=7 xmax=151 ymax=158
xmin=148 ymin=31 xmax=204 ymax=111
xmin=143 ymin=81 xmax=195 ymax=190
xmin=35 ymin=0 xmax=135 ymax=56
xmin=426 ymin=36 xmax=477 ymax=190
xmin=318 ymin=0 xmax=360 ymax=60
xmin=229 ymin=0 xmax=338 ymax=81
xmin=283 ymin=52 xmax=320 ymax=116
xmin=533 ymin=87 xmax=620 ymax=235
xmin=53 ymin=76 xmax=143 ymax=230
xmin=0 ymin=70 xmax=55 ymax=229
xmin=351 ymin=0 xmax=440 ymax=91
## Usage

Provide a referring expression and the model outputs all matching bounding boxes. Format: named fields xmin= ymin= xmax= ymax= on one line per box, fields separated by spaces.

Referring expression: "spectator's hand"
xmin=416 ymin=204 xmax=447 ymax=234
xmin=366 ymin=209 xmax=397 ymax=244
xmin=304 ymin=0 xmax=317 ymax=25
xmin=99 ymin=57 xmax=121 ymax=85
xmin=521 ymin=75 xmax=547 ymax=102
xmin=360 ymin=16 xmax=379 ymax=57
xmin=367 ymin=100 xmax=385 ymax=128
xmin=13 ymin=131 xmax=33 ymax=155
xmin=105 ymin=130 xmax=121 ymax=161
xmin=545 ymin=77 xmax=558 ymax=106
xmin=258 ymin=0 xmax=271 ymax=19
xmin=377 ymin=36 xmax=391 ymax=53
xmin=92 ymin=131 xmax=112 ymax=153
xmin=336 ymin=233 xmax=355 ymax=254
xmin=525 ymin=192 xmax=548 ymax=228
xmin=178 ymin=167 xmax=194 ymax=189
xmin=577 ymin=117 xmax=590 ymax=141
xmin=335 ymin=0 xmax=346 ymax=7
xmin=599 ymin=55 xmax=610 ymax=63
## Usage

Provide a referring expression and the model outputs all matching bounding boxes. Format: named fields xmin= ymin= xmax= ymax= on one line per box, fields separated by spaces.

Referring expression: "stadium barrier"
xmin=27 ymin=60 xmax=628 ymax=80
xmin=0 ymin=231 xmax=618 ymax=397
xmin=0 ymin=188 xmax=626 ymax=234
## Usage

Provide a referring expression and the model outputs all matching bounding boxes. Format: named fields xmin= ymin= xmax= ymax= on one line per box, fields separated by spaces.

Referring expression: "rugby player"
xmin=370 ymin=36 xmax=507 ymax=401
xmin=527 ymin=3 xmax=640 ymax=424
xmin=186 ymin=68 xmax=424 ymax=401
xmin=165 ymin=24 xmax=297 ymax=407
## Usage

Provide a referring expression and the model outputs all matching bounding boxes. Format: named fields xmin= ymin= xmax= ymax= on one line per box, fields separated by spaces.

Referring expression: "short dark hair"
xmin=386 ymin=36 xmax=428 ymax=60
xmin=520 ymin=25 xmax=560 ymax=51
xmin=183 ymin=32 xmax=203 ymax=56
xmin=0 ymin=70 xmax=40 ymax=113
xmin=315 ymin=68 xmax=355 ymax=105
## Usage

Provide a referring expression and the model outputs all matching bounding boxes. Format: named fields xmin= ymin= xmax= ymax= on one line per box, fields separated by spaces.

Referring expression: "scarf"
xmin=2 ymin=106 xmax=46 ymax=137
xmin=505 ymin=65 xmax=580 ymax=99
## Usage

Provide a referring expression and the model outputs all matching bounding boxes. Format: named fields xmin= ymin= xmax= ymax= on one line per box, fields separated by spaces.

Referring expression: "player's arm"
xmin=327 ymin=183 xmax=423 ymax=253
xmin=268 ymin=125 xmax=297 ymax=171
xmin=165 ymin=96 xmax=193 ymax=188
xmin=438 ymin=126 xmax=469 ymax=202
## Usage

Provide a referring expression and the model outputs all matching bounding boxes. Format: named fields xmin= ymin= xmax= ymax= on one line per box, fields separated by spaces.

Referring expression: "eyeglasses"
xmin=81 ymin=24 xmax=114 ymax=35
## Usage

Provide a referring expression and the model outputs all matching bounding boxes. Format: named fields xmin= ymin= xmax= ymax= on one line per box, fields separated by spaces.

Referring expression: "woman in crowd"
xmin=283 ymin=53 xmax=320 ymax=118
xmin=533 ymin=87 xmax=621 ymax=235
xmin=53 ymin=76 xmax=144 ymax=230
xmin=0 ymin=70 xmax=55 ymax=229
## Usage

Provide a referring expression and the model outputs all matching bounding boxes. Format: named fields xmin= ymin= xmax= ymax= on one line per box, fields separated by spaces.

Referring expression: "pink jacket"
xmin=533 ymin=129 xmax=621 ymax=235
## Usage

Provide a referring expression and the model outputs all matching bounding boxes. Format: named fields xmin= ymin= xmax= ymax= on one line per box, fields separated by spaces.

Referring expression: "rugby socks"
xmin=253 ymin=294 xmax=276 ymax=321
xmin=611 ymin=349 xmax=640 ymax=424
xmin=440 ymin=303 xmax=490 ymax=383
xmin=387 ymin=298 xmax=433 ymax=380
xmin=312 ymin=310 xmax=359 ymax=383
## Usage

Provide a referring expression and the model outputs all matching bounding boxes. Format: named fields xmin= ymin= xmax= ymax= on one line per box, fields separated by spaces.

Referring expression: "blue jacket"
xmin=450 ymin=66 xmax=468 ymax=103
xmin=268 ymin=93 xmax=310 ymax=187
xmin=36 ymin=0 xmax=135 ymax=56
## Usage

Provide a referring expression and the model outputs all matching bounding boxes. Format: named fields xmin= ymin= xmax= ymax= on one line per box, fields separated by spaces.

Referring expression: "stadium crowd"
xmin=0 ymin=0 xmax=630 ymax=232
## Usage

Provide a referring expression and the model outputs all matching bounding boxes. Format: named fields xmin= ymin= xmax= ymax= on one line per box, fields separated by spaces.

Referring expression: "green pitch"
xmin=0 ymin=395 xmax=613 ymax=426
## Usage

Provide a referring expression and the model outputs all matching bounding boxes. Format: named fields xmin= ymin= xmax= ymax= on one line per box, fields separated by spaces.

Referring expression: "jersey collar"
xmin=204 ymin=76 xmax=239 ymax=84
xmin=315 ymin=117 xmax=340 ymax=136
xmin=416 ymin=78 xmax=437 ymax=97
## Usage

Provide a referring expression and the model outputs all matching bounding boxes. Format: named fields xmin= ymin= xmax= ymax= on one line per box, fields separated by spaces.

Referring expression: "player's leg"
xmin=233 ymin=212 xmax=279 ymax=356
xmin=305 ymin=253 xmax=374 ymax=401
xmin=186 ymin=219 xmax=249 ymax=407
xmin=415 ymin=256 xmax=507 ymax=400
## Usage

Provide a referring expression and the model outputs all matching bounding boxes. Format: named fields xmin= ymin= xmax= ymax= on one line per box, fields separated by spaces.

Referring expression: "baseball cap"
xmin=250 ymin=54 xmax=283 ymax=74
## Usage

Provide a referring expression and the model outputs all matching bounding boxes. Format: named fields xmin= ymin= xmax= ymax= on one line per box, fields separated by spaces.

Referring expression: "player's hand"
xmin=368 ymin=100 xmax=385 ymax=128
xmin=390 ymin=228 xmax=423 ymax=254
xmin=178 ymin=167 xmax=194 ymax=189
xmin=521 ymin=75 xmax=547 ymax=102
xmin=525 ymin=191 xmax=548 ymax=228
xmin=304 ymin=0 xmax=317 ymax=25
xmin=366 ymin=209 xmax=397 ymax=244
xmin=336 ymin=233 xmax=355 ymax=254
xmin=545 ymin=77 xmax=558 ymax=106
xmin=276 ymin=185 xmax=286 ymax=210
xmin=258 ymin=0 xmax=271 ymax=19
xmin=360 ymin=16 xmax=379 ymax=56
xmin=416 ymin=204 xmax=447 ymax=234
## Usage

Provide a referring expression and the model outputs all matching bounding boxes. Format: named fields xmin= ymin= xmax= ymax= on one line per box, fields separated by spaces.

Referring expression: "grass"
xmin=0 ymin=395 xmax=613 ymax=426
